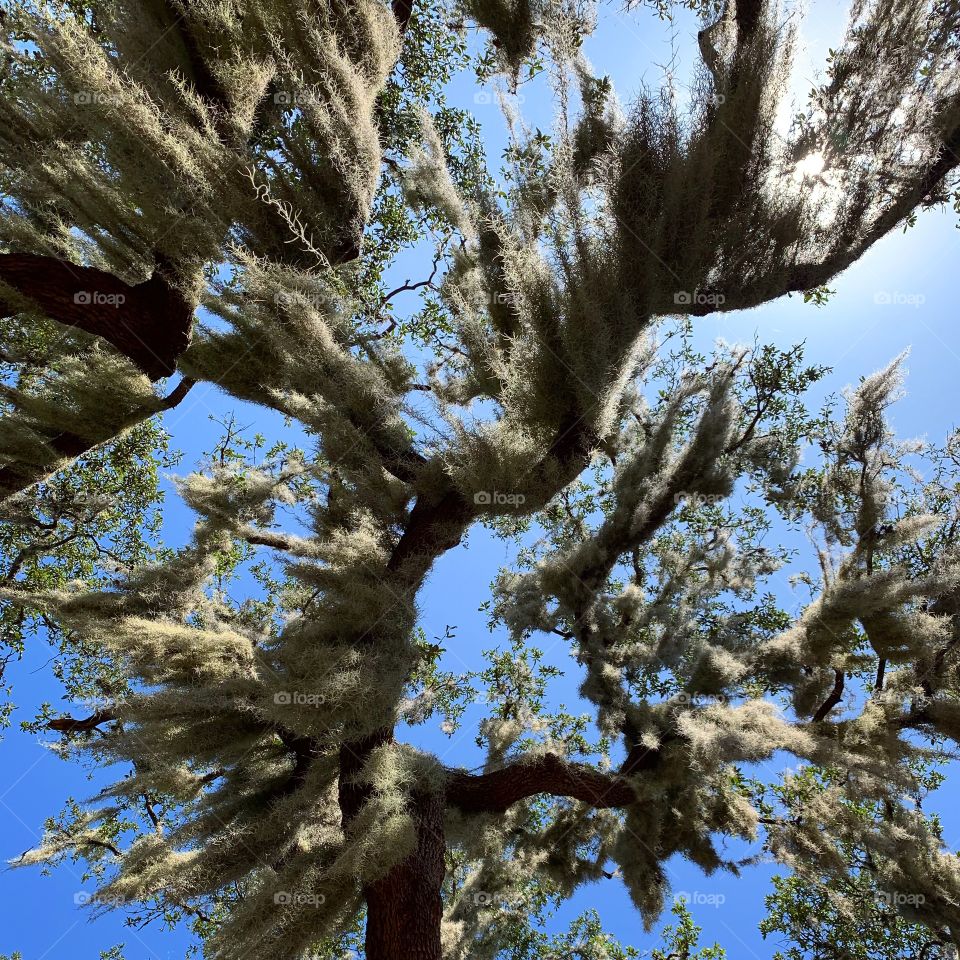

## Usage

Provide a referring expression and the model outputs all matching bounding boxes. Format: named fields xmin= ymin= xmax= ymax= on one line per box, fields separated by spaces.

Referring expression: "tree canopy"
xmin=2 ymin=0 xmax=960 ymax=958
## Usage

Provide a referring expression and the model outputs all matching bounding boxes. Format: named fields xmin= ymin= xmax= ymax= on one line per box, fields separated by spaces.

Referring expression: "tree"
xmin=2 ymin=0 xmax=960 ymax=958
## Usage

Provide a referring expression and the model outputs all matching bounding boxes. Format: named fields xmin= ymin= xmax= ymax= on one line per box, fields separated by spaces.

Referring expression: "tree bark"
xmin=339 ymin=729 xmax=445 ymax=960
xmin=0 ymin=253 xmax=192 ymax=380
xmin=46 ymin=709 xmax=116 ymax=732
xmin=447 ymin=752 xmax=639 ymax=813
xmin=392 ymin=0 xmax=416 ymax=32
xmin=364 ymin=789 xmax=445 ymax=960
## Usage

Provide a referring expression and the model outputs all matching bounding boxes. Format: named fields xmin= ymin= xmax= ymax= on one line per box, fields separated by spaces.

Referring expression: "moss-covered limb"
xmin=473 ymin=344 xmax=960 ymax=937
xmin=760 ymin=766 xmax=960 ymax=956
xmin=610 ymin=0 xmax=960 ymax=320
xmin=335 ymin=729 xmax=445 ymax=959
xmin=0 ymin=376 xmax=193 ymax=501
xmin=0 ymin=0 xmax=407 ymax=500
xmin=688 ymin=117 xmax=960 ymax=315
xmin=391 ymin=0 xmax=416 ymax=32
xmin=385 ymin=397 xmax=611 ymax=594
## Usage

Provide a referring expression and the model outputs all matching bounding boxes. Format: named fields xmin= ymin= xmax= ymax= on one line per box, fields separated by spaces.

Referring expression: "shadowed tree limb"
xmin=391 ymin=0 xmax=415 ymax=32
xmin=811 ymin=670 xmax=845 ymax=723
xmin=734 ymin=0 xmax=764 ymax=38
xmin=446 ymin=753 xmax=642 ymax=813
xmin=692 ymin=118 xmax=960 ymax=314
xmin=0 ymin=377 xmax=194 ymax=500
xmin=0 ymin=254 xmax=193 ymax=380
xmin=46 ymin=709 xmax=116 ymax=732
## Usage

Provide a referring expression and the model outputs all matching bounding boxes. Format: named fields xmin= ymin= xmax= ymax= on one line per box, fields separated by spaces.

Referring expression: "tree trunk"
xmin=364 ymin=789 xmax=445 ymax=960
xmin=339 ymin=729 xmax=446 ymax=960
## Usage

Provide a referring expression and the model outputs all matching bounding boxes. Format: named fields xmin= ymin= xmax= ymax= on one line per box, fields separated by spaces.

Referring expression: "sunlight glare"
xmin=793 ymin=150 xmax=826 ymax=182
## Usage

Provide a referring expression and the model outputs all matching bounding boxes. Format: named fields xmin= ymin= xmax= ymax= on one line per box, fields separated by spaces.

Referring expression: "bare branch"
xmin=46 ymin=709 xmax=116 ymax=732
xmin=446 ymin=753 xmax=640 ymax=814
xmin=0 ymin=254 xmax=193 ymax=380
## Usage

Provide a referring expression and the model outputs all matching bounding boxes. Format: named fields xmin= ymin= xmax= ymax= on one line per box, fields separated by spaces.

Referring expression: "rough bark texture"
xmin=364 ymin=790 xmax=446 ymax=960
xmin=0 ymin=253 xmax=193 ymax=380
xmin=339 ymin=729 xmax=445 ymax=960
xmin=447 ymin=752 xmax=639 ymax=813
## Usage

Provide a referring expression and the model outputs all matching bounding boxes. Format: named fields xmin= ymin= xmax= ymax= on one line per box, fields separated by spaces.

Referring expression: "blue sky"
xmin=3 ymin=1 xmax=960 ymax=957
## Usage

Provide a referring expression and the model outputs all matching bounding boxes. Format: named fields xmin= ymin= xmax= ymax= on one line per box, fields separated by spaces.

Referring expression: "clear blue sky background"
xmin=3 ymin=1 xmax=960 ymax=956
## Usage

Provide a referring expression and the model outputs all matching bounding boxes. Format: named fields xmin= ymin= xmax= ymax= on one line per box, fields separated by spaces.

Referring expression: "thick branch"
xmin=391 ymin=0 xmax=415 ymax=32
xmin=693 ymin=118 xmax=960 ymax=314
xmin=47 ymin=709 xmax=115 ymax=732
xmin=387 ymin=487 xmax=475 ymax=583
xmin=240 ymin=529 xmax=297 ymax=551
xmin=275 ymin=726 xmax=322 ymax=796
xmin=378 ymin=444 xmax=428 ymax=487
xmin=336 ymin=727 xmax=443 ymax=960
xmin=446 ymin=753 xmax=640 ymax=814
xmin=0 ymin=377 xmax=194 ymax=500
xmin=0 ymin=254 xmax=192 ymax=380
xmin=734 ymin=0 xmax=763 ymax=38
xmin=156 ymin=1 xmax=230 ymax=109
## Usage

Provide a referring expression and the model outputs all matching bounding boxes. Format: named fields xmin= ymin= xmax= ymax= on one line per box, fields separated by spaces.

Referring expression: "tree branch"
xmin=275 ymin=726 xmax=323 ymax=796
xmin=811 ymin=669 xmax=845 ymax=723
xmin=445 ymin=753 xmax=640 ymax=814
xmin=391 ymin=0 xmax=415 ymax=33
xmin=0 ymin=378 xmax=194 ymax=501
xmin=47 ymin=709 xmax=116 ymax=732
xmin=692 ymin=118 xmax=960 ymax=314
xmin=0 ymin=254 xmax=193 ymax=380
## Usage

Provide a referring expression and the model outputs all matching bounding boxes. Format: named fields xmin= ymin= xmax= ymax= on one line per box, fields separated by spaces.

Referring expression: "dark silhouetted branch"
xmin=0 ymin=253 xmax=192 ymax=380
xmin=446 ymin=753 xmax=639 ymax=814
xmin=47 ymin=709 xmax=116 ymax=732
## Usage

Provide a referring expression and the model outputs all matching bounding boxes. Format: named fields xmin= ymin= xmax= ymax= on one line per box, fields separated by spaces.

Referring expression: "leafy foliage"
xmin=2 ymin=1 xmax=960 ymax=959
